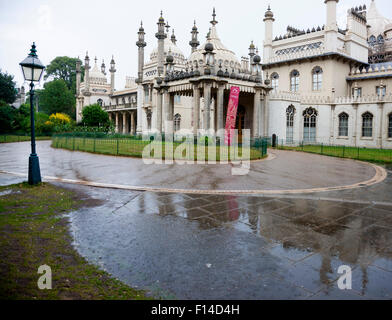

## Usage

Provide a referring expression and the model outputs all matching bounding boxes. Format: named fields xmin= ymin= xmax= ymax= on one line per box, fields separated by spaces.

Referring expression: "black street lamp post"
xmin=19 ymin=43 xmax=45 ymax=185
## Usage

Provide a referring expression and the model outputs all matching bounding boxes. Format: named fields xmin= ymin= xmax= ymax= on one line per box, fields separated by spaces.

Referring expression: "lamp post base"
xmin=28 ymin=154 xmax=42 ymax=185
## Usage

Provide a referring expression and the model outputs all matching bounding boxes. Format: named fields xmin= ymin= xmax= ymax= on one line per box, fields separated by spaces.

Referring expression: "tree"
xmin=39 ymin=79 xmax=75 ymax=118
xmin=0 ymin=70 xmax=17 ymax=104
xmin=0 ymin=101 xmax=16 ymax=133
xmin=81 ymin=104 xmax=110 ymax=127
xmin=44 ymin=56 xmax=84 ymax=93
xmin=12 ymin=104 xmax=31 ymax=133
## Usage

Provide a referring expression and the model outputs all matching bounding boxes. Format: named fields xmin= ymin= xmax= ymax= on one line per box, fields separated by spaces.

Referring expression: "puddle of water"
xmin=0 ymin=189 xmax=19 ymax=197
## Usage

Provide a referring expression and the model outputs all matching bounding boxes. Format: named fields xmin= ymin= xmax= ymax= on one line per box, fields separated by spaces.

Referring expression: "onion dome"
xmin=149 ymin=37 xmax=186 ymax=65
xmin=189 ymin=9 xmax=240 ymax=72
xmin=253 ymin=55 xmax=261 ymax=63
xmin=264 ymin=5 xmax=274 ymax=19
xmin=166 ymin=53 xmax=174 ymax=63
xmin=89 ymin=57 xmax=107 ymax=84
xmin=205 ymin=42 xmax=214 ymax=52
xmin=217 ymin=63 xmax=224 ymax=77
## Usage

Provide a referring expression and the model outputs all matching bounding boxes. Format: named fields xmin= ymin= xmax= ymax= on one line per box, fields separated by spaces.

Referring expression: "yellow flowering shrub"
xmin=49 ymin=113 xmax=71 ymax=125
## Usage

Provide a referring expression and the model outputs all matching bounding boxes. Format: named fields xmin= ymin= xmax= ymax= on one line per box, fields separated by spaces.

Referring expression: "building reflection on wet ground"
xmin=52 ymin=178 xmax=392 ymax=300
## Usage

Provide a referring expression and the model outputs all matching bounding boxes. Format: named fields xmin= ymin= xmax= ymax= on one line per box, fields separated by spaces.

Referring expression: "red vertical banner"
xmin=224 ymin=86 xmax=240 ymax=145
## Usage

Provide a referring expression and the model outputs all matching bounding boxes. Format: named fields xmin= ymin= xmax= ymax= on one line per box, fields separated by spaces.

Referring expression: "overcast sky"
xmin=0 ymin=0 xmax=390 ymax=89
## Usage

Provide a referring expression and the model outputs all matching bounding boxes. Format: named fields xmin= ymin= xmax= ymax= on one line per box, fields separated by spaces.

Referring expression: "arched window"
xmin=174 ymin=113 xmax=181 ymax=131
xmin=338 ymin=112 xmax=349 ymax=137
xmin=146 ymin=111 xmax=152 ymax=130
xmin=303 ymin=107 xmax=317 ymax=142
xmin=377 ymin=35 xmax=384 ymax=44
xmin=312 ymin=66 xmax=323 ymax=91
xmin=369 ymin=35 xmax=376 ymax=46
xmin=271 ymin=73 xmax=279 ymax=91
xmin=362 ymin=112 xmax=373 ymax=137
xmin=97 ymin=98 xmax=103 ymax=106
xmin=290 ymin=70 xmax=300 ymax=92
xmin=286 ymin=105 xmax=295 ymax=143
xmin=388 ymin=113 xmax=392 ymax=138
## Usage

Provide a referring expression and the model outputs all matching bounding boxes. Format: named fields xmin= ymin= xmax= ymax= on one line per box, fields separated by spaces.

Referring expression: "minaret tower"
xmin=249 ymin=40 xmax=256 ymax=71
xmin=324 ymin=0 xmax=339 ymax=52
xmin=263 ymin=6 xmax=274 ymax=64
xmin=76 ymin=58 xmax=81 ymax=96
xmin=156 ymin=11 xmax=167 ymax=77
xmin=171 ymin=29 xmax=177 ymax=45
xmin=136 ymin=21 xmax=146 ymax=84
xmin=109 ymin=56 xmax=116 ymax=95
xmin=101 ymin=59 xmax=106 ymax=76
xmin=84 ymin=52 xmax=91 ymax=94
xmin=189 ymin=21 xmax=200 ymax=53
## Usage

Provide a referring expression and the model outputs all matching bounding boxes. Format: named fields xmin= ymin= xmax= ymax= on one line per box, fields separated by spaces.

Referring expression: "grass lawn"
xmin=279 ymin=144 xmax=392 ymax=164
xmin=51 ymin=136 xmax=266 ymax=161
xmin=0 ymin=182 xmax=150 ymax=300
xmin=0 ymin=135 xmax=51 ymax=143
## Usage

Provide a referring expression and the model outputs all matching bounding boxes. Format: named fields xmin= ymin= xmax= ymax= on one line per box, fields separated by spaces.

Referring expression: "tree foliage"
xmin=44 ymin=56 xmax=84 ymax=93
xmin=0 ymin=70 xmax=17 ymax=104
xmin=81 ymin=104 xmax=110 ymax=128
xmin=38 ymin=79 xmax=75 ymax=118
xmin=0 ymin=101 xmax=17 ymax=133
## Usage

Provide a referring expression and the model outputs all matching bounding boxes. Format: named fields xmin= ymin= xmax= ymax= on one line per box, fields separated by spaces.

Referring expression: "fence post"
xmin=93 ymin=135 xmax=96 ymax=153
xmin=117 ymin=137 xmax=119 ymax=155
xmin=342 ymin=145 xmax=346 ymax=158
xmin=321 ymin=143 xmax=323 ymax=155
xmin=73 ymin=136 xmax=75 ymax=151
xmin=357 ymin=147 xmax=360 ymax=160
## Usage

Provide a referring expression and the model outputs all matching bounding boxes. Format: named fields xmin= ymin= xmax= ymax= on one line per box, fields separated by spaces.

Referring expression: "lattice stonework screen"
xmin=303 ymin=107 xmax=317 ymax=143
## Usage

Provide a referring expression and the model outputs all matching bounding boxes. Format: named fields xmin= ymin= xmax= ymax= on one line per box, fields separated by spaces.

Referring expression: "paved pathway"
xmin=1 ymin=141 xmax=392 ymax=299
xmin=0 ymin=141 xmax=385 ymax=194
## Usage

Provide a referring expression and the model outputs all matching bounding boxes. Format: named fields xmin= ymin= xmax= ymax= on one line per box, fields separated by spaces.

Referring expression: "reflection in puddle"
xmin=76 ymin=189 xmax=392 ymax=299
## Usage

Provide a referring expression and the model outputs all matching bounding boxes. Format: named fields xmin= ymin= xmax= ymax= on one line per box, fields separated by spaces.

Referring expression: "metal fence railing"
xmin=275 ymin=139 xmax=392 ymax=164
xmin=51 ymin=133 xmax=268 ymax=161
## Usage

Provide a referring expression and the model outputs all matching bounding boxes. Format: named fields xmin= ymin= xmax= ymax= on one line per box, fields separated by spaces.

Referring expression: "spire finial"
xmin=211 ymin=7 xmax=218 ymax=25
xmin=95 ymin=56 xmax=97 ymax=64
xmin=171 ymin=29 xmax=177 ymax=44
xmin=165 ymin=21 xmax=170 ymax=33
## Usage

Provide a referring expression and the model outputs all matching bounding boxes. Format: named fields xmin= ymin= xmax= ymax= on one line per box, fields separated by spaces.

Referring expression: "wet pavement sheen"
xmin=1 ymin=141 xmax=392 ymax=299
xmin=53 ymin=181 xmax=392 ymax=300
xmin=0 ymin=141 xmax=379 ymax=191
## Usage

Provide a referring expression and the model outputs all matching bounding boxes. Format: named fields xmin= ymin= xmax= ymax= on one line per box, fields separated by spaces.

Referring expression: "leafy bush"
xmin=43 ymin=113 xmax=75 ymax=133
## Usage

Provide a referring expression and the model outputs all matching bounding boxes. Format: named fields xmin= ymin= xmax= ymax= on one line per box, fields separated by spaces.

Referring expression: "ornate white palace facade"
xmin=75 ymin=0 xmax=392 ymax=148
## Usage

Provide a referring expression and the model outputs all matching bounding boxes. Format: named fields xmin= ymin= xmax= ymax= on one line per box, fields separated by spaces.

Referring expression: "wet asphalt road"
xmin=1 ymin=141 xmax=392 ymax=299
xmin=0 ymin=141 xmax=377 ymax=191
